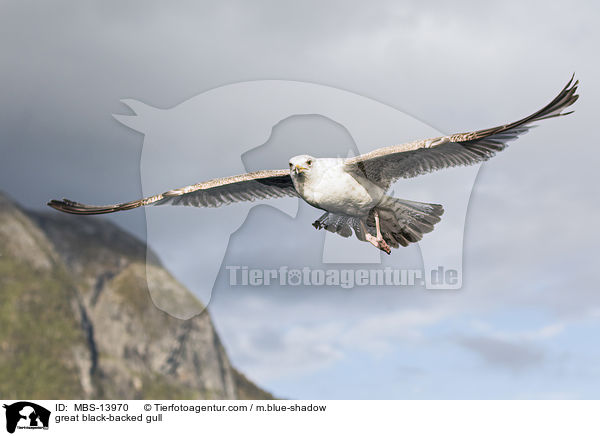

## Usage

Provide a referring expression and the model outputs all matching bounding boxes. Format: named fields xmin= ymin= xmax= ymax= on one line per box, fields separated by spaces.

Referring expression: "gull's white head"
xmin=289 ymin=154 xmax=315 ymax=176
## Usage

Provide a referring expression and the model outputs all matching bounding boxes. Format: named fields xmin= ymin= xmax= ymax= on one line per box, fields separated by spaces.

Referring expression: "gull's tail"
xmin=313 ymin=196 xmax=443 ymax=249
xmin=368 ymin=196 xmax=444 ymax=248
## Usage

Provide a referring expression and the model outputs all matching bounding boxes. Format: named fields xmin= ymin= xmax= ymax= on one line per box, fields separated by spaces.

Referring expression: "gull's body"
xmin=48 ymin=77 xmax=579 ymax=254
xmin=290 ymin=157 xmax=385 ymax=217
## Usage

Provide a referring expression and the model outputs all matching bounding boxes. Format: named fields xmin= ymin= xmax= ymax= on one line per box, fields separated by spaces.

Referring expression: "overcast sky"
xmin=1 ymin=0 xmax=599 ymax=399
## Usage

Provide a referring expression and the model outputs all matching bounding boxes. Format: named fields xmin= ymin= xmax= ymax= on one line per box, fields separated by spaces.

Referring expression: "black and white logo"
xmin=2 ymin=402 xmax=50 ymax=434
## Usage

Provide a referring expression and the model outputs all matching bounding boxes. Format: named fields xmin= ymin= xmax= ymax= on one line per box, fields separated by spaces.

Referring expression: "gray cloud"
xmin=457 ymin=336 xmax=545 ymax=372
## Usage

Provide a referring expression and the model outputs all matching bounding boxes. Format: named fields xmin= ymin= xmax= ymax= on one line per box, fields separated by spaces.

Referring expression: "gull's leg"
xmin=374 ymin=210 xmax=383 ymax=240
xmin=360 ymin=213 xmax=391 ymax=255
xmin=360 ymin=221 xmax=377 ymax=247
xmin=373 ymin=210 xmax=391 ymax=254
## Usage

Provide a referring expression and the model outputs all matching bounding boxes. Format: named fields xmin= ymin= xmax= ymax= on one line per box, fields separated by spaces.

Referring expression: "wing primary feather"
xmin=48 ymin=170 xmax=296 ymax=215
xmin=344 ymin=75 xmax=579 ymax=186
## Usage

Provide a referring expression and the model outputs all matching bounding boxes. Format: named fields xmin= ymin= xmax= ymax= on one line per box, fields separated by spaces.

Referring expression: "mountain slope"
xmin=0 ymin=194 xmax=89 ymax=398
xmin=0 ymin=191 xmax=273 ymax=400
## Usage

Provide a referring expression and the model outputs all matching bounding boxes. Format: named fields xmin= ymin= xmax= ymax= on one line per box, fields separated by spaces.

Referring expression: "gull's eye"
xmin=289 ymin=162 xmax=293 ymax=168
xmin=307 ymin=160 xmax=312 ymax=166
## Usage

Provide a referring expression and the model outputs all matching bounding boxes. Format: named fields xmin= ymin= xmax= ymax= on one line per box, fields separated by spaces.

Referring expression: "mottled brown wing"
xmin=345 ymin=76 xmax=579 ymax=189
xmin=48 ymin=169 xmax=297 ymax=215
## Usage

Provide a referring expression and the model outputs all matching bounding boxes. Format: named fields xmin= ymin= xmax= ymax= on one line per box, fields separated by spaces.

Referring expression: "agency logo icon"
xmin=2 ymin=402 xmax=50 ymax=434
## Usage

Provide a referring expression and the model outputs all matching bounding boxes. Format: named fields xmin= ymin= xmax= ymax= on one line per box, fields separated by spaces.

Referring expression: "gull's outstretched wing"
xmin=48 ymin=169 xmax=297 ymax=215
xmin=345 ymin=76 xmax=579 ymax=189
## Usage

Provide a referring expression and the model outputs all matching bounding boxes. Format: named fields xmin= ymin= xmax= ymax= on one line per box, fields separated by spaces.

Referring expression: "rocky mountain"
xmin=0 ymin=192 xmax=272 ymax=400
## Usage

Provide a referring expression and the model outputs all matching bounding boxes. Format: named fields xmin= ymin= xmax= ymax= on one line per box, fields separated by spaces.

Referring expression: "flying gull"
xmin=49 ymin=77 xmax=579 ymax=254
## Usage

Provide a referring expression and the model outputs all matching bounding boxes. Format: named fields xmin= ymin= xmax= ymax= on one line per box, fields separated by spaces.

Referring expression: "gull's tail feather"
xmin=369 ymin=196 xmax=444 ymax=248
xmin=313 ymin=196 xmax=444 ymax=250
xmin=313 ymin=195 xmax=444 ymax=248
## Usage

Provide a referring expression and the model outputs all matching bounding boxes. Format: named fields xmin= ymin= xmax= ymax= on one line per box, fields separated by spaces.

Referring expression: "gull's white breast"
xmin=292 ymin=158 xmax=385 ymax=217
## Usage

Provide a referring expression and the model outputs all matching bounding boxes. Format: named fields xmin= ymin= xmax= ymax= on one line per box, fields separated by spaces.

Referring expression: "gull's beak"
xmin=293 ymin=164 xmax=308 ymax=174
